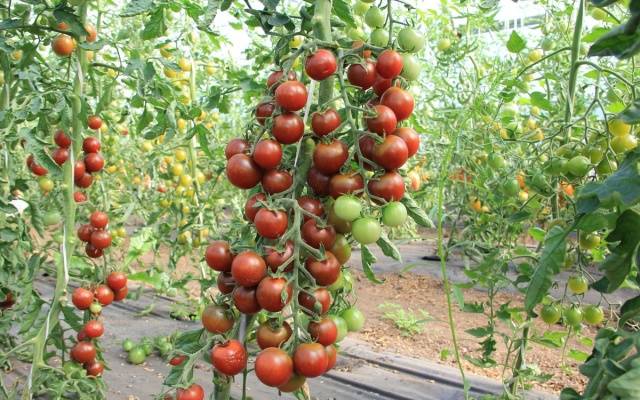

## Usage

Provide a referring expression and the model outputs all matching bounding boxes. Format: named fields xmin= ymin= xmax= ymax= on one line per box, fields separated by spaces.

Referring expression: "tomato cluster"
xmin=77 ymin=211 xmax=113 ymax=258
xmin=70 ymin=271 xmax=128 ymax=377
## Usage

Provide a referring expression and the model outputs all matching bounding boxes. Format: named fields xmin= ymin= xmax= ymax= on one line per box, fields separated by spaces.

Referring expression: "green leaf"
xmin=530 ymin=91 xmax=552 ymax=111
xmin=528 ymin=227 xmax=546 ymax=242
xmin=361 ymin=245 xmax=383 ymax=284
xmin=608 ymin=368 xmax=640 ymax=398
xmin=506 ymin=31 xmax=526 ymax=53
xmin=128 ymin=270 xmax=163 ymax=289
xmin=524 ymin=226 xmax=567 ymax=312
xmin=465 ymin=325 xmax=493 ymax=338
xmin=583 ymin=27 xmax=610 ymax=43
xmin=401 ymin=194 xmax=434 ymax=228
xmin=618 ymin=98 xmax=640 ymax=124
xmin=577 ymin=148 xmax=640 ymax=212
xmin=588 ymin=20 xmax=640 ymax=59
xmin=595 ymin=210 xmax=640 ymax=293
xmin=376 ymin=234 xmax=401 ymax=262
xmin=333 ymin=0 xmax=357 ymax=28
xmin=120 ymin=0 xmax=155 ymax=17
xmin=568 ymin=349 xmax=589 ymax=362
xmin=141 ymin=7 xmax=166 ymax=40
xmin=576 ymin=211 xmax=616 ymax=232
xmin=619 ymin=295 xmax=640 ymax=326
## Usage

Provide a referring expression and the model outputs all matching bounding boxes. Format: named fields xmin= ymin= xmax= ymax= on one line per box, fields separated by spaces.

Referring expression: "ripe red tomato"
xmin=256 ymin=277 xmax=292 ymax=312
xmin=201 ymin=304 xmax=234 ymax=333
xmin=256 ymin=102 xmax=275 ymax=125
xmin=307 ymin=167 xmax=331 ymax=196
xmin=253 ymin=139 xmax=282 ymax=170
xmin=256 ymin=321 xmax=292 ymax=349
xmin=90 ymin=229 xmax=112 ymax=249
xmin=309 ymin=318 xmax=337 ymax=346
xmin=275 ymin=81 xmax=308 ymax=111
xmin=113 ymin=286 xmax=128 ymax=301
xmin=313 ymin=139 xmax=348 ymax=175
xmin=357 ymin=136 xmax=377 ymax=170
xmin=299 ymin=288 xmax=332 ymax=315
xmin=305 ymin=49 xmax=337 ymax=81
xmin=325 ymin=345 xmax=337 ymax=372
xmin=368 ymin=171 xmax=405 ymax=202
xmin=297 ymin=196 xmax=325 ymax=221
xmin=52 ymin=147 xmax=69 ymax=165
xmin=90 ymin=211 xmax=108 ymax=229
xmin=107 ymin=271 xmax=127 ymax=291
xmin=0 ymin=291 xmax=15 ymax=309
xmin=267 ymin=70 xmax=296 ymax=89
xmin=169 ymin=355 xmax=187 ymax=366
xmin=94 ymin=285 xmax=114 ymax=306
xmin=176 ymin=384 xmax=205 ymax=400
xmin=226 ymin=154 xmax=262 ymax=189
xmin=261 ymin=169 xmax=293 ymax=194
xmin=205 ymin=241 xmax=233 ymax=272
xmin=83 ymin=320 xmax=104 ymax=338
xmin=77 ymin=224 xmax=95 ymax=242
xmin=272 ymin=112 xmax=304 ymax=144
xmin=85 ymin=243 xmax=103 ymax=258
xmin=255 ymin=348 xmax=293 ymax=387
xmin=27 ymin=156 xmax=48 ymax=176
xmin=225 ymin=138 xmax=250 ymax=160
xmin=392 ymin=127 xmax=420 ymax=157
xmin=74 ymin=191 xmax=87 ymax=203
xmin=232 ymin=286 xmax=262 ymax=314
xmin=376 ymin=49 xmax=404 ymax=79
xmin=311 ymin=109 xmax=341 ymax=136
xmin=74 ymin=160 xmax=86 ymax=178
xmin=254 ymin=208 xmax=288 ymax=239
xmin=301 ymin=219 xmax=336 ymax=249
xmin=293 ymin=343 xmax=328 ymax=378
xmin=87 ymin=115 xmax=102 ymax=130
xmin=305 ymin=252 xmax=340 ymax=286
xmin=85 ymin=360 xmax=104 ymax=377
xmin=231 ymin=251 xmax=267 ymax=287
xmin=72 ymin=287 xmax=94 ymax=310
xmin=216 ymin=272 xmax=236 ymax=294
xmin=75 ymin=172 xmax=93 ymax=189
xmin=54 ymin=129 xmax=72 ymax=148
xmin=84 ymin=153 xmax=104 ymax=172
xmin=84 ymin=24 xmax=97 ymax=42
xmin=380 ymin=87 xmax=414 ymax=121
xmin=82 ymin=137 xmax=101 ymax=153
xmin=77 ymin=329 xmax=87 ymax=341
xmin=71 ymin=341 xmax=96 ymax=364
xmin=211 ymin=339 xmax=247 ymax=376
xmin=366 ymin=104 xmax=397 ymax=135
xmin=372 ymin=75 xmax=392 ymax=96
xmin=328 ymin=208 xmax=352 ymax=234
xmin=373 ymin=135 xmax=409 ymax=170
xmin=52 ymin=34 xmax=75 ymax=57
xmin=265 ymin=240 xmax=294 ymax=272
xmin=329 ymin=172 xmax=364 ymax=198
xmin=278 ymin=374 xmax=306 ymax=393
xmin=244 ymin=192 xmax=266 ymax=222
xmin=347 ymin=61 xmax=377 ymax=89
xmin=330 ymin=234 xmax=351 ymax=264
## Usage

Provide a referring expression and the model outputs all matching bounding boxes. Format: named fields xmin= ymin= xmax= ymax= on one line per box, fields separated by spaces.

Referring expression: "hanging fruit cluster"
xmin=77 ymin=211 xmax=113 ymax=258
xmin=70 ymin=271 xmax=128 ymax=377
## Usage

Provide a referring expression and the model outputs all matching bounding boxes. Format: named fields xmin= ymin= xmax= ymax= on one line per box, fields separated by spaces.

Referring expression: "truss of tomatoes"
xmin=70 ymin=271 xmax=128 ymax=377
xmin=170 ymin=45 xmax=421 ymax=398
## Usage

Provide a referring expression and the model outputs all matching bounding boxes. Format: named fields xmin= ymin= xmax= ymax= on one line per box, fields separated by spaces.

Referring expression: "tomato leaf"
xmin=506 ymin=31 xmax=526 ymax=53
xmin=141 ymin=7 xmax=166 ymax=40
xmin=524 ymin=226 xmax=567 ymax=313
xmin=120 ymin=0 xmax=155 ymax=17
xmin=401 ymin=194 xmax=434 ymax=228
xmin=617 ymin=98 xmax=640 ymax=124
xmin=588 ymin=19 xmax=640 ymax=59
xmin=530 ymin=91 xmax=552 ymax=111
xmin=619 ymin=294 xmax=640 ymax=326
xmin=333 ymin=0 xmax=357 ymax=28
xmin=361 ymin=245 xmax=383 ymax=284
xmin=376 ymin=234 xmax=401 ymax=262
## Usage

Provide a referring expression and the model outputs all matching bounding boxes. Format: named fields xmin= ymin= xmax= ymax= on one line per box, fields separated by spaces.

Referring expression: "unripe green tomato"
xmin=503 ymin=179 xmax=520 ymax=197
xmin=354 ymin=1 xmax=370 ymax=16
xmin=501 ymin=103 xmax=519 ymax=118
xmin=347 ymin=27 xmax=366 ymax=41
xmin=122 ymin=339 xmax=135 ymax=352
xmin=89 ymin=302 xmax=102 ymax=314
xmin=590 ymin=7 xmax=606 ymax=21
xmin=38 ymin=177 xmax=54 ymax=193
xmin=329 ymin=315 xmax=349 ymax=342
xmin=334 ymin=195 xmax=362 ymax=222
xmin=583 ymin=305 xmax=604 ymax=325
xmin=166 ymin=287 xmax=178 ymax=297
xmin=488 ymin=153 xmax=506 ymax=169
xmin=364 ymin=7 xmax=385 ymax=28
xmin=564 ymin=306 xmax=583 ymax=327
xmin=611 ymin=134 xmax=637 ymax=154
xmin=579 ymin=233 xmax=601 ymax=250
xmin=541 ymin=38 xmax=553 ymax=51
xmin=398 ymin=28 xmax=425 ymax=53
xmin=566 ymin=155 xmax=591 ymax=177
xmin=370 ymin=28 xmax=389 ymax=47
xmin=128 ymin=347 xmax=147 ymax=365
xmin=352 ymin=217 xmax=381 ymax=244
xmin=400 ymin=53 xmax=420 ymax=81
xmin=596 ymin=158 xmax=617 ymax=175
xmin=437 ymin=38 xmax=451 ymax=51
xmin=588 ymin=147 xmax=604 ymax=164
xmin=341 ymin=307 xmax=365 ymax=332
xmin=568 ymin=275 xmax=589 ymax=295
xmin=528 ymin=49 xmax=543 ymax=63
xmin=330 ymin=234 xmax=351 ymax=265
xmin=158 ymin=342 xmax=173 ymax=356
xmin=43 ymin=211 xmax=62 ymax=226
xmin=540 ymin=304 xmax=561 ymax=324
xmin=381 ymin=202 xmax=407 ymax=227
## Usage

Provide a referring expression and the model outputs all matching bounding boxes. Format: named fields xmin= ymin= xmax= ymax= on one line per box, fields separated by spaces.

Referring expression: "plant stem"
xmin=563 ymin=0 xmax=585 ymax=140
xmin=312 ymin=0 xmax=333 ymax=106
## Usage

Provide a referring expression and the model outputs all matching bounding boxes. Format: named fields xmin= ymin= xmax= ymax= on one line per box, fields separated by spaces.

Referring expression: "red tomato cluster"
xmin=70 ymin=271 xmax=128 ymax=377
xmin=77 ymin=211 xmax=113 ymax=258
